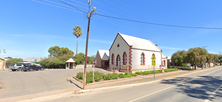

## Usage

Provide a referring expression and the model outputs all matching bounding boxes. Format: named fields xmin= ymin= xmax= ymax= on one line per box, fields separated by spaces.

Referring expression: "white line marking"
xmin=129 ymin=85 xmax=175 ymax=102
xmin=204 ymin=82 xmax=222 ymax=102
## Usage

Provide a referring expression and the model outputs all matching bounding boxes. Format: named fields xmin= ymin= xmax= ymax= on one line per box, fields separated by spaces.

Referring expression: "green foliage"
xmin=103 ymin=73 xmax=112 ymax=80
xmin=73 ymin=26 xmax=83 ymax=38
xmin=164 ymin=68 xmax=180 ymax=72
xmin=6 ymin=58 xmax=23 ymax=67
xmin=94 ymin=72 xmax=103 ymax=82
xmin=135 ymin=72 xmax=143 ymax=75
xmin=171 ymin=50 xmax=187 ymax=66
xmin=118 ymin=73 xmax=125 ymax=78
xmin=48 ymin=46 xmax=74 ymax=57
xmin=39 ymin=54 xmax=73 ymax=68
xmin=182 ymin=63 xmax=188 ymax=67
xmin=76 ymin=72 xmax=83 ymax=79
xmin=111 ymin=73 xmax=118 ymax=79
xmin=142 ymin=71 xmax=150 ymax=75
xmin=124 ymin=75 xmax=132 ymax=78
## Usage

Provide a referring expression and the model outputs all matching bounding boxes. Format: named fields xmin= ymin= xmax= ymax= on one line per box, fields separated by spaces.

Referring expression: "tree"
xmin=219 ymin=55 xmax=222 ymax=65
xmin=6 ymin=58 xmax=23 ymax=67
xmin=58 ymin=47 xmax=74 ymax=56
xmin=89 ymin=55 xmax=96 ymax=64
xmin=207 ymin=54 xmax=214 ymax=68
xmin=186 ymin=47 xmax=208 ymax=70
xmin=171 ymin=50 xmax=187 ymax=66
xmin=48 ymin=46 xmax=60 ymax=57
xmin=73 ymin=26 xmax=82 ymax=56
xmin=48 ymin=46 xmax=74 ymax=57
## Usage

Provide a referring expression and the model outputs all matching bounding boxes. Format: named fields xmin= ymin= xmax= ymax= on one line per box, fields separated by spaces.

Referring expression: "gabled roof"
xmin=119 ymin=33 xmax=161 ymax=51
xmin=97 ymin=50 xmax=109 ymax=59
xmin=102 ymin=53 xmax=109 ymax=60
xmin=66 ymin=58 xmax=75 ymax=62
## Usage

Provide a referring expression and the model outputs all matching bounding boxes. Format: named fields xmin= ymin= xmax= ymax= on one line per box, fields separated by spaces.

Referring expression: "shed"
xmin=66 ymin=58 xmax=75 ymax=69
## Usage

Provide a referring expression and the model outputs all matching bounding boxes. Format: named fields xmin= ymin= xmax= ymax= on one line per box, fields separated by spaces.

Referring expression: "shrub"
xmin=131 ymin=74 xmax=137 ymax=77
xmin=86 ymin=77 xmax=93 ymax=84
xmin=135 ymin=72 xmax=143 ymax=75
xmin=118 ymin=73 xmax=125 ymax=78
xmin=76 ymin=72 xmax=83 ymax=79
xmin=94 ymin=72 xmax=103 ymax=82
xmin=111 ymin=73 xmax=118 ymax=79
xmin=143 ymin=71 xmax=149 ymax=75
xmin=164 ymin=68 xmax=180 ymax=72
xmin=182 ymin=63 xmax=188 ymax=67
xmin=103 ymin=74 xmax=112 ymax=80
xmin=124 ymin=75 xmax=132 ymax=78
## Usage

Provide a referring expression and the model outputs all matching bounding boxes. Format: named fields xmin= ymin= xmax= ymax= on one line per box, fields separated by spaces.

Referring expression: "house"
xmin=95 ymin=50 xmax=109 ymax=69
xmin=0 ymin=57 xmax=6 ymax=69
xmin=109 ymin=33 xmax=168 ymax=73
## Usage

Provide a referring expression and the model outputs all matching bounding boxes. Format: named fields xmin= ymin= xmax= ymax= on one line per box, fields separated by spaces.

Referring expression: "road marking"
xmin=129 ymin=85 xmax=175 ymax=102
xmin=204 ymin=82 xmax=222 ymax=102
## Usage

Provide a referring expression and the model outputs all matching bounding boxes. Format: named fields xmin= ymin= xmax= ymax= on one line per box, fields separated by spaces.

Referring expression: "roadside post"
xmin=151 ymin=54 xmax=156 ymax=79
xmin=93 ymin=65 xmax=94 ymax=83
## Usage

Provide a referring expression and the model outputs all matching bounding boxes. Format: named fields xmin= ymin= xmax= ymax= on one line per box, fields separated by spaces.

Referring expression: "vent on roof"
xmin=156 ymin=44 xmax=158 ymax=46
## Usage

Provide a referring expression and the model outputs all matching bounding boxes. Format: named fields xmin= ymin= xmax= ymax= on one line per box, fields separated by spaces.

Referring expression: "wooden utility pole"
xmin=83 ymin=0 xmax=96 ymax=90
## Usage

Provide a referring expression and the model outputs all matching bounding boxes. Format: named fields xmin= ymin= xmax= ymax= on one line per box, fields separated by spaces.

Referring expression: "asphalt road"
xmin=0 ymin=68 xmax=108 ymax=99
xmin=50 ymin=66 xmax=222 ymax=102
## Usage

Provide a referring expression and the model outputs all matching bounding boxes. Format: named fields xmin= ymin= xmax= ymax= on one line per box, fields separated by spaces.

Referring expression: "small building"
xmin=0 ymin=57 xmax=6 ymax=69
xmin=66 ymin=58 xmax=75 ymax=69
xmin=109 ymin=33 xmax=168 ymax=73
xmin=95 ymin=50 xmax=109 ymax=69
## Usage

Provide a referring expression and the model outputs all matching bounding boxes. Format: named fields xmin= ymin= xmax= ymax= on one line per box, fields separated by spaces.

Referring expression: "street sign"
xmin=151 ymin=54 xmax=156 ymax=66
xmin=151 ymin=53 xmax=156 ymax=79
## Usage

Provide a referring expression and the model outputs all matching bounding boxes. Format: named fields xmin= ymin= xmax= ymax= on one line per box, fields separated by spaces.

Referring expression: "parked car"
xmin=22 ymin=65 xmax=44 ymax=71
xmin=9 ymin=63 xmax=24 ymax=71
xmin=197 ymin=64 xmax=203 ymax=67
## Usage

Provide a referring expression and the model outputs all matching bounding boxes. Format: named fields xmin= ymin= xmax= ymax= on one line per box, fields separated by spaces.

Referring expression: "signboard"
xmin=151 ymin=54 xmax=156 ymax=66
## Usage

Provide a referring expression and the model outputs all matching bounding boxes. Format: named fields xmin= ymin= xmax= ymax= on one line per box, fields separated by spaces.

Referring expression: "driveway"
xmin=0 ymin=68 xmax=108 ymax=99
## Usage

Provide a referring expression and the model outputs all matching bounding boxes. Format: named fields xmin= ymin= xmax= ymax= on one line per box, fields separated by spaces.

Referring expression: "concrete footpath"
xmin=1 ymin=67 xmax=220 ymax=102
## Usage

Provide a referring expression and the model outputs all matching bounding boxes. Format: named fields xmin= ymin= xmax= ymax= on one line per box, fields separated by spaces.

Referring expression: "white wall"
xmin=109 ymin=35 xmax=130 ymax=69
xmin=131 ymin=49 xmax=162 ymax=70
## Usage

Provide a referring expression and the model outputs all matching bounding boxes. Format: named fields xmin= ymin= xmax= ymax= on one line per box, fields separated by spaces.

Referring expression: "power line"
xmin=60 ymin=0 xmax=87 ymax=13
xmin=45 ymin=0 xmax=88 ymax=9
xmin=47 ymin=0 xmax=222 ymax=29
xmin=94 ymin=13 xmax=222 ymax=29
xmin=32 ymin=0 xmax=83 ymax=13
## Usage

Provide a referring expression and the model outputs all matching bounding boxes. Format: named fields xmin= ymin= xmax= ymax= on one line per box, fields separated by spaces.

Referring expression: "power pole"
xmin=83 ymin=0 xmax=96 ymax=90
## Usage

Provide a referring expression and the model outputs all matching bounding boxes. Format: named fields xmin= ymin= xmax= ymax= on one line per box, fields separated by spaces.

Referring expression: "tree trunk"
xmin=76 ymin=37 xmax=78 ymax=56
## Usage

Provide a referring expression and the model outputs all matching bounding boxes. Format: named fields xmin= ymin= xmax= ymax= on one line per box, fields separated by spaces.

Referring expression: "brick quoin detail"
xmin=140 ymin=52 xmax=145 ymax=65
xmin=129 ymin=46 xmax=133 ymax=73
xmin=122 ymin=52 xmax=127 ymax=65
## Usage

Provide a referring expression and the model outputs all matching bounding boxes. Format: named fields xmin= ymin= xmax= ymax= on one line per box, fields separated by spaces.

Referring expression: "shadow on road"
xmin=161 ymin=76 xmax=222 ymax=100
xmin=67 ymin=79 xmax=82 ymax=89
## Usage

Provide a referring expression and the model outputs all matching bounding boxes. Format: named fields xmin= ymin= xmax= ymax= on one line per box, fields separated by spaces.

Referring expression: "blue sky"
xmin=0 ymin=0 xmax=222 ymax=58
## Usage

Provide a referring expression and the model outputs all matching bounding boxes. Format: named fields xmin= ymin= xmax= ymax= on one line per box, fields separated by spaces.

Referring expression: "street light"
xmin=83 ymin=3 xmax=96 ymax=90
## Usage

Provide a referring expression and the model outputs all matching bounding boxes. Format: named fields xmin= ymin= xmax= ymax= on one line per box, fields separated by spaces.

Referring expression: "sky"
xmin=0 ymin=0 xmax=222 ymax=59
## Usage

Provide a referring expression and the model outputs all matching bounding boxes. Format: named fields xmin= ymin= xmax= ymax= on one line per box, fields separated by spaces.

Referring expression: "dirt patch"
xmin=0 ymin=82 xmax=3 ymax=89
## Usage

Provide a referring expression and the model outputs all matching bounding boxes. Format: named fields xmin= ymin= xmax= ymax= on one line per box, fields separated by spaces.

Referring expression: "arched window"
xmin=123 ymin=52 xmax=127 ymax=65
xmin=116 ymin=55 xmax=121 ymax=66
xmin=111 ymin=54 xmax=114 ymax=65
xmin=141 ymin=52 xmax=145 ymax=65
xmin=117 ymin=44 xmax=120 ymax=47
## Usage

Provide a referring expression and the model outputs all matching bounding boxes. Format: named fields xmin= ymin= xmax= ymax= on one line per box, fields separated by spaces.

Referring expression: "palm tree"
xmin=73 ymin=26 xmax=82 ymax=56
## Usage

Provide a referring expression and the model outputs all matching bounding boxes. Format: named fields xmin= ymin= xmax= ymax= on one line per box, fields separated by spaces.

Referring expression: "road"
xmin=49 ymin=66 xmax=222 ymax=102
xmin=0 ymin=68 xmax=108 ymax=100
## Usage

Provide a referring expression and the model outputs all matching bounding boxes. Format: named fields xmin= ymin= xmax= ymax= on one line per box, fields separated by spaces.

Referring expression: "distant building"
xmin=23 ymin=57 xmax=45 ymax=62
xmin=95 ymin=50 xmax=109 ymax=69
xmin=0 ymin=57 xmax=6 ymax=69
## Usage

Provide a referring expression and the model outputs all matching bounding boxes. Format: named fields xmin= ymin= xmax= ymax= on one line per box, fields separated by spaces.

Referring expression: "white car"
xmin=9 ymin=63 xmax=24 ymax=71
